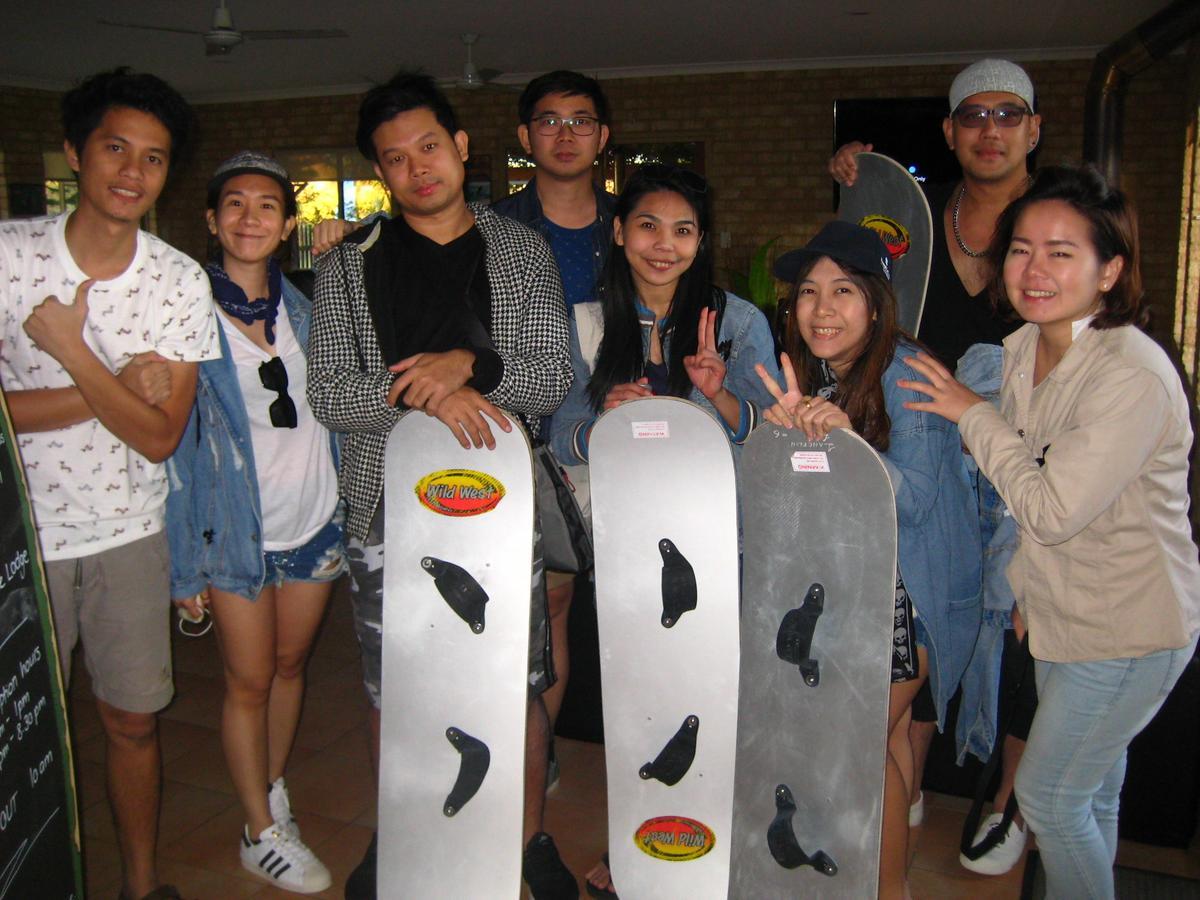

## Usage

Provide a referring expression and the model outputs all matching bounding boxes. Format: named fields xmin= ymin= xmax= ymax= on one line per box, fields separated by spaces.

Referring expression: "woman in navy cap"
xmin=166 ymin=152 xmax=342 ymax=894
xmin=758 ymin=221 xmax=982 ymax=900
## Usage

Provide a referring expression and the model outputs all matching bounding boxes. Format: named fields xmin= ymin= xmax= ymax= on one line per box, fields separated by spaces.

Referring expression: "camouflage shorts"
xmin=344 ymin=500 xmax=553 ymax=709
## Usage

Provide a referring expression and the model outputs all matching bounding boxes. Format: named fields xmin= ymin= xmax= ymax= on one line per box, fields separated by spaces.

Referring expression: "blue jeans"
xmin=1014 ymin=635 xmax=1198 ymax=899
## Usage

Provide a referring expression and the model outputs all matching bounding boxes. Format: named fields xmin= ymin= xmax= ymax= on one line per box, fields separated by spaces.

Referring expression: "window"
xmin=504 ymin=142 xmax=704 ymax=198
xmin=276 ymin=150 xmax=388 ymax=268
xmin=44 ymin=151 xmax=78 ymax=216
xmin=602 ymin=142 xmax=705 ymax=194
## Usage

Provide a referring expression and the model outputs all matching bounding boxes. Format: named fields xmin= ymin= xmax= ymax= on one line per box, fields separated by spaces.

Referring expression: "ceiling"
xmin=3 ymin=0 xmax=1172 ymax=103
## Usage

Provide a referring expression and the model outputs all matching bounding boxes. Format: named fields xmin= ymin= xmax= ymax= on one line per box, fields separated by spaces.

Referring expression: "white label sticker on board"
xmin=632 ymin=420 xmax=670 ymax=439
xmin=791 ymin=451 xmax=830 ymax=473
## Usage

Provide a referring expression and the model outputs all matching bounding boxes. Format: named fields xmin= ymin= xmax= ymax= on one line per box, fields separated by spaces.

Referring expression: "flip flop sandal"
xmin=584 ymin=853 xmax=618 ymax=900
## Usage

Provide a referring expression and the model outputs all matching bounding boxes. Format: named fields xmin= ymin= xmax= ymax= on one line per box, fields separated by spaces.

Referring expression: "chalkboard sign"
xmin=0 ymin=386 xmax=82 ymax=898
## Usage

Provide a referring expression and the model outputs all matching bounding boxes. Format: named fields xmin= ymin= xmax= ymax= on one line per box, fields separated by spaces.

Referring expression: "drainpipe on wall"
xmin=1083 ymin=0 xmax=1200 ymax=184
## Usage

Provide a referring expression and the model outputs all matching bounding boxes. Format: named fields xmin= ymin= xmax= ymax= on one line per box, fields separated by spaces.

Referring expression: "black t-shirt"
xmin=917 ymin=182 xmax=1017 ymax=370
xmin=394 ymin=223 xmax=491 ymax=359
xmin=361 ymin=216 xmax=503 ymax=397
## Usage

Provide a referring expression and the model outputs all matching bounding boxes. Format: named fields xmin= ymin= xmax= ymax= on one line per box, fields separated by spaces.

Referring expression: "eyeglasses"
xmin=531 ymin=115 xmax=600 ymax=136
xmin=258 ymin=357 xmax=298 ymax=429
xmin=952 ymin=105 xmax=1032 ymax=129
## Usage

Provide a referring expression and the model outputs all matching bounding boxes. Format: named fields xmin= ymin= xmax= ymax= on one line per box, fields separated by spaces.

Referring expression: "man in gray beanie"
xmin=831 ymin=57 xmax=1040 ymax=365
xmin=829 ymin=57 xmax=1041 ymax=879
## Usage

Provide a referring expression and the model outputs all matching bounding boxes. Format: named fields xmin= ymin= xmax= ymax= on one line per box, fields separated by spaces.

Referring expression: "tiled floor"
xmin=69 ymin=576 xmax=1200 ymax=898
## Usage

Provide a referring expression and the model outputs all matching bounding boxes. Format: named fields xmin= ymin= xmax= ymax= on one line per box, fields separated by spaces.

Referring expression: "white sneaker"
xmin=268 ymin=776 xmax=300 ymax=837
xmin=241 ymin=823 xmax=332 ymax=894
xmin=959 ymin=812 xmax=1027 ymax=876
xmin=908 ymin=790 xmax=925 ymax=827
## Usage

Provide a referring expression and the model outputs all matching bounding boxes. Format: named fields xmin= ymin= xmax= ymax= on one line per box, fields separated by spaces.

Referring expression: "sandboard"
xmin=730 ymin=426 xmax=896 ymax=898
xmin=379 ymin=411 xmax=533 ymax=898
xmin=589 ymin=397 xmax=741 ymax=899
xmin=838 ymin=151 xmax=933 ymax=335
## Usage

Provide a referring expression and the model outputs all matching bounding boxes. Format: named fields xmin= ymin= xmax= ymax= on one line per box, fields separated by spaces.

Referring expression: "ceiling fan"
xmin=97 ymin=0 xmax=347 ymax=57
xmin=447 ymin=33 xmax=515 ymax=92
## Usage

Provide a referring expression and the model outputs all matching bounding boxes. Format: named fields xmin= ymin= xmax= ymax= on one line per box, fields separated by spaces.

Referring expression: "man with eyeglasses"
xmin=494 ymin=70 xmax=614 ymax=309
xmin=831 ymin=58 xmax=1041 ymax=879
xmin=493 ymin=69 xmax=616 ymax=791
xmin=831 ymin=58 xmax=1040 ymax=367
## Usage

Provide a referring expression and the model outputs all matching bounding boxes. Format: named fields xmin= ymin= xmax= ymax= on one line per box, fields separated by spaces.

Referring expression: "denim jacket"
xmin=548 ymin=292 xmax=780 ymax=462
xmin=953 ymin=344 xmax=1020 ymax=763
xmin=165 ymin=277 xmax=339 ymax=601
xmin=883 ymin=342 xmax=983 ymax=728
xmin=492 ymin=177 xmax=617 ymax=296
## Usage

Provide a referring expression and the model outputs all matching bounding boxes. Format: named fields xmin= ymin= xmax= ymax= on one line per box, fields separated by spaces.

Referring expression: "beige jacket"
xmin=958 ymin=322 xmax=1200 ymax=662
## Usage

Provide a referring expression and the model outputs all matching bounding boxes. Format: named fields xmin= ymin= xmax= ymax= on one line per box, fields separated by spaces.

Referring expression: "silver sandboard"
xmin=590 ymin=397 xmax=741 ymax=899
xmin=380 ymin=411 xmax=533 ymax=898
xmin=838 ymin=151 xmax=933 ymax=335
xmin=730 ymin=426 xmax=896 ymax=898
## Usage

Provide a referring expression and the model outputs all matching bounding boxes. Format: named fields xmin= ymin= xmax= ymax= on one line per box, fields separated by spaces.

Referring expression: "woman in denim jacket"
xmin=549 ymin=164 xmax=778 ymax=471
xmin=758 ymin=221 xmax=982 ymax=900
xmin=555 ymin=164 xmax=778 ymax=899
xmin=166 ymin=153 xmax=343 ymax=895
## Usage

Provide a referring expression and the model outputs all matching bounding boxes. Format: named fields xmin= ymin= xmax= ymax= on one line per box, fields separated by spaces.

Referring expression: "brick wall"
xmin=1 ymin=57 xmax=1189 ymax=329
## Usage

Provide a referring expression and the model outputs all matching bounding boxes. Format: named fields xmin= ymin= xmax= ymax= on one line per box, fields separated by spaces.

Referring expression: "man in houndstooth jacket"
xmin=308 ymin=71 xmax=577 ymax=899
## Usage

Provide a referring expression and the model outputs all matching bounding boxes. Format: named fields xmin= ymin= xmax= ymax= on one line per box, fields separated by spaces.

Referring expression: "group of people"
xmin=0 ymin=53 xmax=1197 ymax=900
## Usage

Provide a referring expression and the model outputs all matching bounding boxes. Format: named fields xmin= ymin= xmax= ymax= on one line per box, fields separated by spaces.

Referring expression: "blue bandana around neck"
xmin=205 ymin=257 xmax=283 ymax=344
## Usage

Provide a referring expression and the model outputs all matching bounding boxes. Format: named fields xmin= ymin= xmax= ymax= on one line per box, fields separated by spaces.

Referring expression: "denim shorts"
xmin=261 ymin=502 xmax=347 ymax=587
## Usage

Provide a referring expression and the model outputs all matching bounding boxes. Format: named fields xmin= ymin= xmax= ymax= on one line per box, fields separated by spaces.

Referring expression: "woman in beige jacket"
xmin=901 ymin=164 xmax=1200 ymax=900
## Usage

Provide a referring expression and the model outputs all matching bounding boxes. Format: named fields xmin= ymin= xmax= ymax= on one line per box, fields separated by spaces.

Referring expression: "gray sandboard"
xmin=837 ymin=151 xmax=933 ymax=336
xmin=379 ymin=411 xmax=533 ymax=898
xmin=730 ymin=425 xmax=896 ymax=898
xmin=589 ymin=397 xmax=741 ymax=899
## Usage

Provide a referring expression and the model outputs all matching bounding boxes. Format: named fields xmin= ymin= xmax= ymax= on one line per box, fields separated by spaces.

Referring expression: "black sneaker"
xmin=344 ymin=831 xmax=377 ymax=900
xmin=523 ymin=832 xmax=578 ymax=899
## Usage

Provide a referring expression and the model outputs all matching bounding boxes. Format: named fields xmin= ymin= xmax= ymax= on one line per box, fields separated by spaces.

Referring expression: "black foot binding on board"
xmin=776 ymin=582 xmax=825 ymax=686
xmin=421 ymin=557 xmax=488 ymax=633
xmin=639 ymin=714 xmax=699 ymax=786
xmin=767 ymin=784 xmax=837 ymax=876
xmin=658 ymin=538 xmax=697 ymax=627
xmin=443 ymin=727 xmax=490 ymax=816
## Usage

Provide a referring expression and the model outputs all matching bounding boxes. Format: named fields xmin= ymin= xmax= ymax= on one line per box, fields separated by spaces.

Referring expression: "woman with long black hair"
xmin=549 ymin=163 xmax=778 ymax=899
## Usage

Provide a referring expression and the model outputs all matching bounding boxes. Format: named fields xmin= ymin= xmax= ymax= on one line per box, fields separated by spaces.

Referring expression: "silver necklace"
xmin=951 ymin=184 xmax=988 ymax=258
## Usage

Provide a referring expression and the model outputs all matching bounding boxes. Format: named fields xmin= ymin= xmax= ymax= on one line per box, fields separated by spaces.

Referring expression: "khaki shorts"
xmin=45 ymin=530 xmax=173 ymax=714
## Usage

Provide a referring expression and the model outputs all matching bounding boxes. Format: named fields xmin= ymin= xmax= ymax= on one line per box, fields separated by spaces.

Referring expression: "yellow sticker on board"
xmin=414 ymin=469 xmax=505 ymax=517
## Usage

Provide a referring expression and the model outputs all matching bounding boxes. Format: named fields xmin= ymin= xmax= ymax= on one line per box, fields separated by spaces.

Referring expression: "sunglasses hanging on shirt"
xmin=258 ymin=356 xmax=298 ymax=429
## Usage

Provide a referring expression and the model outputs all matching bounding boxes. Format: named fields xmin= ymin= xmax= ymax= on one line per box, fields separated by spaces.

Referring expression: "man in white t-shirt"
xmin=0 ymin=69 xmax=219 ymax=900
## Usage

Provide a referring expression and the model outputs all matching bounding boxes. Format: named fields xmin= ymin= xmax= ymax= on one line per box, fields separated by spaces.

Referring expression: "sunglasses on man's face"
xmin=952 ymin=105 xmax=1032 ymax=129
xmin=258 ymin=356 xmax=298 ymax=429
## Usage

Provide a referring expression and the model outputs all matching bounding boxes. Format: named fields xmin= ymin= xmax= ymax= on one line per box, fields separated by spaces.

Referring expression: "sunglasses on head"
xmin=258 ymin=356 xmax=298 ymax=429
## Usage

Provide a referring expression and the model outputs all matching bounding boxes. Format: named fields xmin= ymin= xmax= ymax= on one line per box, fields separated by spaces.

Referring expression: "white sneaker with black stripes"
xmin=240 ymin=823 xmax=331 ymax=894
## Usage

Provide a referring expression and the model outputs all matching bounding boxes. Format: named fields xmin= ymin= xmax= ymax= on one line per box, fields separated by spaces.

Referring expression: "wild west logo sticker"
xmin=634 ymin=816 xmax=715 ymax=861
xmin=415 ymin=469 xmax=505 ymax=517
xmin=859 ymin=214 xmax=911 ymax=261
